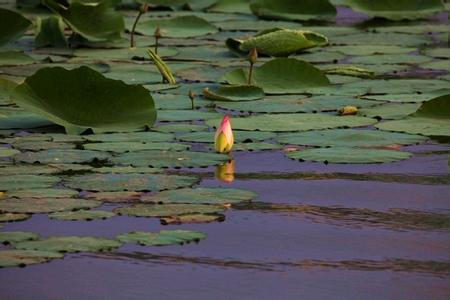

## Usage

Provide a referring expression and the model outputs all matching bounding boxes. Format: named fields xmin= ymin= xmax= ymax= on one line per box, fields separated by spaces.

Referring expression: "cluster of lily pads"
xmin=1 ymin=0 xmax=450 ymax=268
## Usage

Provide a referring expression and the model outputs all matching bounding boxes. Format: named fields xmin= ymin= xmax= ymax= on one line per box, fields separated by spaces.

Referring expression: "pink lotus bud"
xmin=214 ymin=115 xmax=234 ymax=153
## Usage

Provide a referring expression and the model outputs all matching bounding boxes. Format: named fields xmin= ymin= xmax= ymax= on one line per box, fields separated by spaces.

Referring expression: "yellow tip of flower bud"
xmin=154 ymin=26 xmax=161 ymax=38
xmin=338 ymin=106 xmax=358 ymax=116
xmin=248 ymin=47 xmax=258 ymax=64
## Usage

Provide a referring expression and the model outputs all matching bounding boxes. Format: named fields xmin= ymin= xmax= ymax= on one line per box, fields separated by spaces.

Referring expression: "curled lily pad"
xmin=160 ymin=214 xmax=225 ymax=225
xmin=14 ymin=236 xmax=122 ymax=253
xmin=12 ymin=66 xmax=157 ymax=134
xmin=114 ymin=203 xmax=225 ymax=217
xmin=287 ymin=147 xmax=412 ymax=164
xmin=143 ymin=187 xmax=257 ymax=205
xmin=221 ymin=58 xmax=330 ymax=94
xmin=137 ymin=16 xmax=218 ymax=38
xmin=49 ymin=210 xmax=115 ymax=221
xmin=0 ymin=8 xmax=31 ymax=46
xmin=203 ymin=86 xmax=265 ymax=101
xmin=343 ymin=0 xmax=445 ymax=20
xmin=64 ymin=173 xmax=198 ymax=192
xmin=35 ymin=16 xmax=67 ymax=48
xmin=0 ymin=232 xmax=40 ymax=244
xmin=0 ymin=198 xmax=101 ymax=213
xmin=250 ymin=0 xmax=337 ymax=21
xmin=227 ymin=28 xmax=328 ymax=57
xmin=0 ymin=213 xmax=31 ymax=223
xmin=14 ymin=149 xmax=110 ymax=164
xmin=0 ymin=250 xmax=63 ymax=268
xmin=116 ymin=230 xmax=206 ymax=246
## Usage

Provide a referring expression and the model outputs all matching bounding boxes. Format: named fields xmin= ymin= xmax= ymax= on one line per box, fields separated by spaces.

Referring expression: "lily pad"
xmin=0 ymin=213 xmax=31 ymax=223
xmin=84 ymin=131 xmax=173 ymax=143
xmin=112 ymin=150 xmax=229 ymax=168
xmin=250 ymin=0 xmax=336 ymax=21
xmin=14 ymin=149 xmax=110 ymax=164
xmin=0 ymin=77 xmax=17 ymax=105
xmin=49 ymin=210 xmax=115 ymax=221
xmin=0 ymin=231 xmax=40 ymax=244
xmin=178 ymin=130 xmax=276 ymax=143
xmin=203 ymin=86 xmax=265 ymax=101
xmin=137 ymin=16 xmax=218 ymax=38
xmin=0 ymin=148 xmax=20 ymax=158
xmin=116 ymin=230 xmax=206 ymax=246
xmin=343 ymin=0 xmax=445 ymax=20
xmin=153 ymin=124 xmax=209 ymax=133
xmin=0 ymin=51 xmax=35 ymax=66
xmin=0 ymin=198 xmax=101 ymax=213
xmin=12 ymin=66 xmax=157 ymax=134
xmin=0 ymin=8 xmax=31 ymax=46
xmin=83 ymin=142 xmax=190 ymax=153
xmin=114 ymin=203 xmax=225 ymax=217
xmin=287 ymin=147 xmax=412 ymax=164
xmin=206 ymin=113 xmax=377 ymax=132
xmin=160 ymin=214 xmax=225 ymax=225
xmin=0 ymin=250 xmax=63 ymax=268
xmin=358 ymin=103 xmax=421 ymax=120
xmin=221 ymin=58 xmax=330 ymax=94
xmin=35 ymin=16 xmax=67 ymax=48
xmin=0 ymin=175 xmax=60 ymax=191
xmin=157 ymin=110 xmax=221 ymax=122
xmin=64 ymin=173 xmax=199 ymax=192
xmin=82 ymin=191 xmax=143 ymax=203
xmin=15 ymin=236 xmax=122 ymax=253
xmin=231 ymin=142 xmax=282 ymax=151
xmin=6 ymin=188 xmax=78 ymax=199
xmin=277 ymin=129 xmax=426 ymax=147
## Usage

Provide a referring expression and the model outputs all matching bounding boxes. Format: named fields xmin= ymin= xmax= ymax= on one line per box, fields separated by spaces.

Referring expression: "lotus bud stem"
xmin=188 ymin=90 xmax=196 ymax=109
xmin=130 ymin=2 xmax=149 ymax=48
xmin=154 ymin=26 xmax=161 ymax=54
xmin=247 ymin=47 xmax=258 ymax=85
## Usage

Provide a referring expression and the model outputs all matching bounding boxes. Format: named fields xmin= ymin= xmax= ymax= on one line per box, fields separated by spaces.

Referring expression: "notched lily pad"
xmin=0 ymin=250 xmax=63 ymax=268
xmin=116 ymin=230 xmax=206 ymax=246
xmin=0 ymin=198 xmax=101 ymax=214
xmin=14 ymin=236 xmax=122 ymax=253
xmin=49 ymin=210 xmax=115 ymax=221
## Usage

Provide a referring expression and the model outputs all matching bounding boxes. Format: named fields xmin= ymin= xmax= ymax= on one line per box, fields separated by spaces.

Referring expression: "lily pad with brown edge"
xmin=0 ymin=232 xmax=40 ymax=244
xmin=49 ymin=210 xmax=115 ymax=221
xmin=136 ymin=16 xmax=218 ymax=38
xmin=143 ymin=187 xmax=257 ymax=205
xmin=112 ymin=150 xmax=230 ymax=168
xmin=116 ymin=230 xmax=207 ymax=246
xmin=82 ymin=191 xmax=143 ymax=203
xmin=208 ymin=0 xmax=252 ymax=14
xmin=14 ymin=236 xmax=122 ymax=253
xmin=6 ymin=188 xmax=78 ymax=199
xmin=83 ymin=142 xmax=190 ymax=153
xmin=0 ymin=198 xmax=101 ymax=214
xmin=206 ymin=113 xmax=377 ymax=132
xmin=226 ymin=28 xmax=328 ymax=57
xmin=203 ymin=86 xmax=265 ymax=101
xmin=0 ymin=213 xmax=31 ymax=223
xmin=286 ymin=147 xmax=412 ymax=164
xmin=115 ymin=203 xmax=225 ymax=217
xmin=221 ymin=58 xmax=330 ymax=94
xmin=0 ymin=250 xmax=63 ymax=268
xmin=160 ymin=214 xmax=225 ymax=225
xmin=14 ymin=149 xmax=110 ymax=164
xmin=0 ymin=175 xmax=60 ymax=191
xmin=0 ymin=8 xmax=32 ymax=46
xmin=376 ymin=94 xmax=450 ymax=137
xmin=177 ymin=130 xmax=276 ymax=143
xmin=250 ymin=0 xmax=336 ymax=21
xmin=64 ymin=173 xmax=199 ymax=192
xmin=11 ymin=66 xmax=157 ymax=135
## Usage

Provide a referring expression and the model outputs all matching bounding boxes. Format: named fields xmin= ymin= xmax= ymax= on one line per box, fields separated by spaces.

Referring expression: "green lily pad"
xmin=73 ymin=47 xmax=178 ymax=61
xmin=287 ymin=147 xmax=412 ymax=164
xmin=227 ymin=28 xmax=328 ymax=57
xmin=84 ymin=131 xmax=173 ymax=142
xmin=6 ymin=188 xmax=78 ymax=199
xmin=0 ymin=108 xmax=54 ymax=130
xmin=0 ymin=148 xmax=20 ymax=158
xmin=206 ymin=113 xmax=377 ymax=132
xmin=15 ymin=236 xmax=122 ymax=253
xmin=114 ymin=203 xmax=225 ymax=217
xmin=160 ymin=214 xmax=225 ymax=225
xmin=43 ymin=0 xmax=124 ymax=41
xmin=82 ymin=191 xmax=142 ymax=203
xmin=358 ymin=103 xmax=421 ymax=120
xmin=376 ymin=94 xmax=450 ymax=137
xmin=0 ymin=175 xmax=60 ymax=191
xmin=203 ymin=85 xmax=265 ymax=101
xmin=342 ymin=79 xmax=449 ymax=95
xmin=153 ymin=93 xmax=211 ymax=110
xmin=14 ymin=149 xmax=110 ymax=164
xmin=35 ymin=16 xmax=67 ymax=48
xmin=92 ymin=166 xmax=160 ymax=174
xmin=277 ymin=129 xmax=426 ymax=147
xmin=157 ymin=110 xmax=221 ymax=122
xmin=349 ymin=54 xmax=431 ymax=65
xmin=11 ymin=141 xmax=75 ymax=151
xmin=231 ymin=142 xmax=282 ymax=151
xmin=153 ymin=124 xmax=209 ymax=133
xmin=0 ymin=198 xmax=101 ymax=213
xmin=12 ymin=66 xmax=157 ymax=134
xmin=343 ymin=0 xmax=445 ymax=20
xmin=221 ymin=58 xmax=330 ymax=94
xmin=83 ymin=142 xmax=190 ymax=153
xmin=64 ymin=173 xmax=199 ymax=192
xmin=330 ymin=45 xmax=416 ymax=56
xmin=116 ymin=230 xmax=206 ymax=246
xmin=208 ymin=0 xmax=252 ymax=14
xmin=0 ymin=213 xmax=31 ymax=223
xmin=178 ymin=130 xmax=276 ymax=143
xmin=423 ymin=48 xmax=450 ymax=59
xmin=0 ymin=8 xmax=31 ymax=46
xmin=250 ymin=0 xmax=336 ymax=21
xmin=49 ymin=210 xmax=115 ymax=221
xmin=0 ymin=77 xmax=18 ymax=105
xmin=112 ymin=150 xmax=229 ymax=168
xmin=0 ymin=231 xmax=40 ymax=244
xmin=0 ymin=250 xmax=63 ymax=268
xmin=137 ymin=16 xmax=218 ymax=38
xmin=0 ymin=51 xmax=35 ymax=67
xmin=143 ymin=187 xmax=257 ymax=204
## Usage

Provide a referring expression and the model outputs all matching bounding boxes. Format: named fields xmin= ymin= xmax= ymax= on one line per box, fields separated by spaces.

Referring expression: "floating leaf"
xmin=250 ymin=0 xmax=337 ymax=21
xmin=84 ymin=131 xmax=173 ymax=142
xmin=0 ymin=232 xmax=40 ymax=244
xmin=0 ymin=148 xmax=19 ymax=158
xmin=15 ymin=236 xmax=122 ymax=253
xmin=221 ymin=58 xmax=330 ymax=94
xmin=14 ymin=149 xmax=110 ymax=164
xmin=0 ymin=8 xmax=31 ymax=46
xmin=116 ymin=230 xmax=206 ymax=246
xmin=0 ymin=77 xmax=18 ymax=105
xmin=115 ymin=203 xmax=225 ymax=217
xmin=208 ymin=0 xmax=252 ymax=14
xmin=178 ymin=130 xmax=276 ymax=143
xmin=0 ymin=198 xmax=101 ymax=213
xmin=0 ymin=213 xmax=31 ymax=223
xmin=160 ymin=214 xmax=225 ymax=225
xmin=49 ymin=210 xmax=115 ymax=221
xmin=0 ymin=51 xmax=35 ymax=67
xmin=0 ymin=175 xmax=60 ymax=191
xmin=12 ymin=66 xmax=157 ymax=134
xmin=6 ymin=188 xmax=78 ymax=199
xmin=82 ymin=191 xmax=142 ymax=203
xmin=35 ymin=16 xmax=67 ymax=48
xmin=203 ymin=86 xmax=265 ymax=101
xmin=157 ymin=110 xmax=220 ymax=122
xmin=64 ymin=173 xmax=198 ymax=192
xmin=137 ymin=16 xmax=218 ymax=38
xmin=0 ymin=250 xmax=63 ymax=268
xmin=83 ymin=142 xmax=189 ymax=153
xmin=358 ymin=103 xmax=421 ymax=120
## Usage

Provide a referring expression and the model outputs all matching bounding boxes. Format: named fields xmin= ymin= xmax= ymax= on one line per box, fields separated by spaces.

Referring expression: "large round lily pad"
xmin=0 ymin=198 xmax=101 ymax=214
xmin=116 ymin=230 xmax=206 ymax=246
xmin=14 ymin=149 xmax=110 ymax=164
xmin=0 ymin=250 xmax=63 ymax=268
xmin=143 ymin=187 xmax=257 ymax=205
xmin=14 ymin=236 xmax=122 ymax=253
xmin=137 ymin=16 xmax=218 ymax=38
xmin=0 ymin=8 xmax=31 ymax=46
xmin=0 ymin=231 xmax=40 ymax=244
xmin=206 ymin=113 xmax=377 ymax=132
xmin=49 ymin=210 xmax=115 ymax=221
xmin=287 ymin=147 xmax=412 ymax=164
xmin=221 ymin=58 xmax=330 ymax=94
xmin=64 ymin=173 xmax=199 ymax=192
xmin=12 ymin=66 xmax=156 ymax=134
xmin=114 ymin=203 xmax=225 ymax=217
xmin=277 ymin=129 xmax=426 ymax=147
xmin=112 ymin=150 xmax=229 ymax=168
xmin=250 ymin=0 xmax=337 ymax=21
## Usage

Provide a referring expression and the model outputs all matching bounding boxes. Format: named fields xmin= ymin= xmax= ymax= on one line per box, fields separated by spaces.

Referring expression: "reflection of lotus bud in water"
xmin=214 ymin=115 xmax=234 ymax=153
xmin=215 ymin=160 xmax=235 ymax=183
